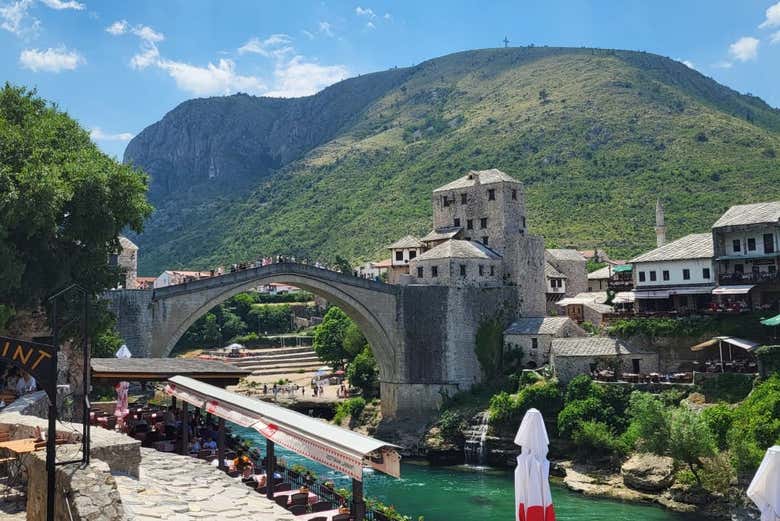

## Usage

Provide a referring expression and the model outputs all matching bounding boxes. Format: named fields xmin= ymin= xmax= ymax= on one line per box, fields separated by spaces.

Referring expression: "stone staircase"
xmin=231 ymin=346 xmax=327 ymax=377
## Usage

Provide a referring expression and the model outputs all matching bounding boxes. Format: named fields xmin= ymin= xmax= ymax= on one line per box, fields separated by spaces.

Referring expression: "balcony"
xmin=719 ymin=271 xmax=780 ymax=285
xmin=608 ymin=278 xmax=634 ymax=291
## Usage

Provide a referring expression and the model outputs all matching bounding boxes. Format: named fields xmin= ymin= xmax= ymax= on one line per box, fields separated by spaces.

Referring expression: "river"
xmin=235 ymin=425 xmax=707 ymax=521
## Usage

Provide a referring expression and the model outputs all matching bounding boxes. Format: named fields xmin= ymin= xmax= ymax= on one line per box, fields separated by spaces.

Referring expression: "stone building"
xmin=550 ymin=337 xmax=659 ymax=383
xmin=503 ymin=316 xmax=586 ymax=368
xmin=545 ymin=249 xmax=587 ymax=296
xmin=544 ymin=262 xmax=568 ymax=314
xmin=555 ymin=291 xmax=615 ymax=327
xmin=111 ymin=236 xmax=138 ymax=289
xmin=388 ymin=235 xmax=425 ymax=283
xmin=390 ymin=168 xmax=546 ymax=316
xmin=410 ymin=239 xmax=502 ymax=287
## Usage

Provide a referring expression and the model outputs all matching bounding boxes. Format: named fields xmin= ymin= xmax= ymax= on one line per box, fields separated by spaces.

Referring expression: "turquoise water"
xmin=235 ymin=426 xmax=706 ymax=521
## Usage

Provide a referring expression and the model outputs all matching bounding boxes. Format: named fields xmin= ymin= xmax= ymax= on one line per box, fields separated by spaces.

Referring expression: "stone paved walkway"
xmin=114 ymin=448 xmax=295 ymax=521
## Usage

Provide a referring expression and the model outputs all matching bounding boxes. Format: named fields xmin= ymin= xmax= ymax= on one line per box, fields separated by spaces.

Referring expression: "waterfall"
xmin=463 ymin=411 xmax=489 ymax=466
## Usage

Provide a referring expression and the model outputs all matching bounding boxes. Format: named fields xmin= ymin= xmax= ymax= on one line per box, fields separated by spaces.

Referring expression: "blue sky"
xmin=1 ymin=0 xmax=779 ymax=158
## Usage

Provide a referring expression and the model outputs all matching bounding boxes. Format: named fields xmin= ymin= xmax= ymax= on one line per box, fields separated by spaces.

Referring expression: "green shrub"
xmin=628 ymin=391 xmax=670 ymax=454
xmin=437 ymin=409 xmax=466 ymax=439
xmin=333 ymin=397 xmax=367 ymax=426
xmin=727 ymin=375 xmax=780 ymax=473
xmin=668 ymin=407 xmax=716 ymax=485
xmin=608 ymin=317 xmax=715 ymax=338
xmin=755 ymin=345 xmax=780 ymax=376
xmin=699 ymin=373 xmax=755 ymax=403
xmin=700 ymin=452 xmax=735 ymax=495
xmin=572 ymin=421 xmax=626 ymax=460
xmin=558 ymin=397 xmax=611 ymax=438
xmin=701 ymin=403 xmax=734 ymax=450
xmin=488 ymin=381 xmax=563 ymax=431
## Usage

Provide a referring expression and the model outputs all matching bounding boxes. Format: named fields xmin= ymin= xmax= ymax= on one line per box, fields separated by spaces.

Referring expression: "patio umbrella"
xmin=114 ymin=345 xmax=131 ymax=421
xmin=747 ymin=445 xmax=780 ymax=521
xmin=514 ymin=408 xmax=555 ymax=521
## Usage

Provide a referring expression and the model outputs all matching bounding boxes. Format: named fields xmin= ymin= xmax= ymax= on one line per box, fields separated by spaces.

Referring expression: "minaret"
xmin=655 ymin=199 xmax=667 ymax=247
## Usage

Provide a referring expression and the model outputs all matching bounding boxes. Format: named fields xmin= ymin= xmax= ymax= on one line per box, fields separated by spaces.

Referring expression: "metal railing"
xmin=719 ymin=271 xmax=780 ymax=284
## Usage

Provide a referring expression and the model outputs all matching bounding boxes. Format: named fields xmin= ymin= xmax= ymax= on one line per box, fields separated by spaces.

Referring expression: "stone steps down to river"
xmin=231 ymin=346 xmax=318 ymax=366
xmin=228 ymin=346 xmax=329 ymax=377
xmin=114 ymin=447 xmax=295 ymax=521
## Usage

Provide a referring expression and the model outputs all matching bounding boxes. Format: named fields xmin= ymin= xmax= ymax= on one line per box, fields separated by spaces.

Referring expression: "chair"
xmin=290 ymin=492 xmax=309 ymax=506
xmin=311 ymin=501 xmax=332 ymax=512
xmin=288 ymin=504 xmax=307 ymax=515
xmin=274 ymin=495 xmax=289 ymax=508
xmin=332 ymin=514 xmax=350 ymax=521
xmin=274 ymin=482 xmax=292 ymax=492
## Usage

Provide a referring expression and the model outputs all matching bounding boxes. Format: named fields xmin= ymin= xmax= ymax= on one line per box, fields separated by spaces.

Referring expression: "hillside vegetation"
xmin=125 ymin=47 xmax=780 ymax=274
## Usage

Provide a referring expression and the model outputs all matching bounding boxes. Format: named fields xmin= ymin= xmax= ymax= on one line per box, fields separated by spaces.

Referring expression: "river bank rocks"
xmin=620 ymin=453 xmax=675 ymax=491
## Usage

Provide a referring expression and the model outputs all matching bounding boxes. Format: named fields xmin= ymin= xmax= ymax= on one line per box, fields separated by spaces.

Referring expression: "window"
xmin=479 ymin=265 xmax=484 ymax=276
xmin=531 ymin=338 xmax=538 ymax=350
xmin=639 ymin=271 xmax=646 ymax=282
xmin=459 ymin=264 xmax=466 ymax=277
xmin=409 ymin=250 xmax=417 ymax=260
xmin=682 ymin=268 xmax=690 ymax=280
xmin=482 ymin=236 xmax=488 ymax=246
xmin=735 ymin=263 xmax=744 ymax=273
xmin=461 ymin=193 xmax=467 ymax=204
xmin=442 ymin=196 xmax=450 ymax=207
xmin=431 ymin=266 xmax=439 ymax=278
xmin=662 ymin=270 xmax=670 ymax=281
xmin=703 ymin=267 xmax=711 ymax=279
xmin=764 ymin=233 xmax=775 ymax=254
xmin=488 ymin=189 xmax=495 ymax=200
xmin=480 ymin=217 xmax=488 ymax=229
xmin=632 ymin=359 xmax=641 ymax=374
xmin=108 ymin=254 xmax=118 ymax=267
xmin=466 ymin=219 xmax=473 ymax=230
xmin=748 ymin=238 xmax=756 ymax=251
xmin=521 ymin=216 xmax=526 ymax=228
xmin=733 ymin=239 xmax=741 ymax=252
xmin=512 ymin=189 xmax=517 ymax=200
xmin=490 ymin=266 xmax=495 ymax=276
xmin=395 ymin=251 xmax=403 ymax=261
xmin=454 ymin=218 xmax=460 ymax=227
xmin=417 ymin=267 xmax=424 ymax=278
xmin=649 ymin=271 xmax=657 ymax=282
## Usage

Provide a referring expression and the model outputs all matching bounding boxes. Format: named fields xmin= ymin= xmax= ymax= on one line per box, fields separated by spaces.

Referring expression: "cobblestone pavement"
xmin=114 ymin=448 xmax=295 ymax=521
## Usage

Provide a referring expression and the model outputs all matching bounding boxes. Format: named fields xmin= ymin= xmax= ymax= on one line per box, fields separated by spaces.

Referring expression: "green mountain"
xmin=124 ymin=47 xmax=780 ymax=275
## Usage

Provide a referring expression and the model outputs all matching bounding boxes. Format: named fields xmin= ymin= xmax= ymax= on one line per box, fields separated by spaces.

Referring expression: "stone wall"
xmin=104 ymin=289 xmax=154 ymax=358
xmin=25 ymin=450 xmax=125 ymax=521
xmin=552 ymin=352 xmax=660 ymax=383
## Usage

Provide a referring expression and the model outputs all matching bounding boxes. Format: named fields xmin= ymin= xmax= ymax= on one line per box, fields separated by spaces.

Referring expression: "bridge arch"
xmin=149 ymin=264 xmax=401 ymax=385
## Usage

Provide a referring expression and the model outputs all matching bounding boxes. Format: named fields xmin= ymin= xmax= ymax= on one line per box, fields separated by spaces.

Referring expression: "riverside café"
xmin=164 ymin=375 xmax=401 ymax=521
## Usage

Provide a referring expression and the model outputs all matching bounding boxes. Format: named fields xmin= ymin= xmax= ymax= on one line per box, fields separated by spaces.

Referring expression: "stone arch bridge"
xmin=105 ymin=262 xmax=516 ymax=420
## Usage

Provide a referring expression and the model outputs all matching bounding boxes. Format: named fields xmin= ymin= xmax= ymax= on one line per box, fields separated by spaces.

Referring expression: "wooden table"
xmin=0 ymin=438 xmax=39 ymax=454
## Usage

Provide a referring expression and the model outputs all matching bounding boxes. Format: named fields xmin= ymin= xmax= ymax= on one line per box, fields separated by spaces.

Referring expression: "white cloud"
xmin=130 ymin=41 xmax=159 ymax=69
xmin=770 ymin=30 xmax=780 ymax=44
xmin=681 ymin=60 xmax=695 ymax=69
xmin=19 ymin=45 xmax=84 ymax=72
xmin=238 ymin=34 xmax=293 ymax=58
xmin=759 ymin=1 xmax=780 ymax=28
xmin=40 ymin=0 xmax=84 ymax=10
xmin=90 ymin=127 xmax=133 ymax=141
xmin=366 ymin=21 xmax=375 ymax=30
xmin=383 ymin=12 xmax=391 ymax=20
xmin=264 ymin=55 xmax=348 ymax=98
xmin=133 ymin=24 xmax=163 ymax=43
xmin=0 ymin=0 xmax=39 ymax=37
xmin=728 ymin=36 xmax=759 ymax=61
xmin=105 ymin=19 xmax=127 ymax=35
xmin=713 ymin=60 xmax=733 ymax=69
xmin=301 ymin=29 xmax=314 ymax=40
xmin=355 ymin=6 xmax=375 ymax=18
xmin=156 ymin=58 xmax=266 ymax=96
xmin=318 ymin=21 xmax=333 ymax=37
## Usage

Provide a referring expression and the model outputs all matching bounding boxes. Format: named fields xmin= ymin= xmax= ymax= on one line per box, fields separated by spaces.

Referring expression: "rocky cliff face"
xmin=124 ymin=67 xmax=412 ymax=201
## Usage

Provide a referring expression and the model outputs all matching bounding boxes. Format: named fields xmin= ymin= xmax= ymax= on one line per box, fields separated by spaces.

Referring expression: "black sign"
xmin=0 ymin=335 xmax=56 ymax=398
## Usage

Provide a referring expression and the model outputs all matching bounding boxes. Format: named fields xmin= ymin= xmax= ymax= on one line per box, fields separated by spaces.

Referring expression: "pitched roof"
xmin=413 ymin=239 xmax=502 ymax=262
xmin=587 ymin=266 xmax=611 ymax=280
xmin=433 ymin=169 xmax=519 ymax=192
xmin=420 ymin=226 xmax=462 ymax=243
xmin=504 ymin=317 xmax=576 ymax=335
xmin=372 ymin=259 xmax=392 ymax=269
xmin=119 ymin=236 xmax=138 ymax=251
xmin=546 ymin=249 xmax=586 ymax=261
xmin=712 ymin=201 xmax=780 ymax=229
xmin=388 ymin=235 xmax=423 ymax=249
xmin=630 ymin=233 xmax=713 ymax=263
xmin=545 ymin=262 xmax=567 ymax=279
xmin=551 ymin=337 xmax=647 ymax=357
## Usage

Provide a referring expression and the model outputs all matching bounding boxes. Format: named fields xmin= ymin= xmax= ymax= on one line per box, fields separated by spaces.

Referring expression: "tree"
xmin=668 ymin=407 xmax=716 ymax=486
xmin=343 ymin=322 xmax=367 ymax=361
xmin=0 ymin=84 xmax=152 ymax=311
xmin=334 ymin=255 xmax=353 ymax=274
xmin=347 ymin=346 xmax=378 ymax=398
xmin=313 ymin=307 xmax=351 ymax=365
xmin=628 ymin=391 xmax=671 ymax=454
xmin=201 ymin=313 xmax=222 ymax=347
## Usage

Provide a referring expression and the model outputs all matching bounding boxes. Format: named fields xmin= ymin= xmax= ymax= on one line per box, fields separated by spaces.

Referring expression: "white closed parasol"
xmin=114 ymin=344 xmax=131 ymax=422
xmin=514 ymin=408 xmax=555 ymax=521
xmin=748 ymin=446 xmax=780 ymax=521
